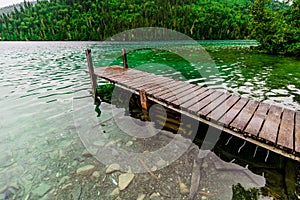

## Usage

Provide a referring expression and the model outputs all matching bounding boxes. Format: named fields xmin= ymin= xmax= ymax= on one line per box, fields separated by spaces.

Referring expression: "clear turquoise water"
xmin=0 ymin=41 xmax=299 ymax=199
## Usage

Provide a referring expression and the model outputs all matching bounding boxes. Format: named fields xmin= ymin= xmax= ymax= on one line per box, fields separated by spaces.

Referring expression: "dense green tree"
xmin=249 ymin=0 xmax=300 ymax=56
xmin=0 ymin=0 xmax=253 ymax=41
xmin=1 ymin=0 xmax=298 ymax=57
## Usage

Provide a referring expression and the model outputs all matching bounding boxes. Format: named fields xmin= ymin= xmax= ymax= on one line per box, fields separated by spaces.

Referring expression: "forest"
xmin=0 ymin=0 xmax=299 ymax=56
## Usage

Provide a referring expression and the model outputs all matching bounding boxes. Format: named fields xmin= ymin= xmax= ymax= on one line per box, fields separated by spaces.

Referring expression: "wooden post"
xmin=139 ymin=89 xmax=148 ymax=111
xmin=122 ymin=48 xmax=128 ymax=69
xmin=86 ymin=49 xmax=98 ymax=103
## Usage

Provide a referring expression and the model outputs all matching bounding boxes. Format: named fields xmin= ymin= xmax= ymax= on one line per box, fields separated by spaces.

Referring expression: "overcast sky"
xmin=0 ymin=0 xmax=31 ymax=8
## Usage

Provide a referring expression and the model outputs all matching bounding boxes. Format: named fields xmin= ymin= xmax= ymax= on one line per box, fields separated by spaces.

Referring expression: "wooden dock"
xmin=86 ymin=49 xmax=300 ymax=162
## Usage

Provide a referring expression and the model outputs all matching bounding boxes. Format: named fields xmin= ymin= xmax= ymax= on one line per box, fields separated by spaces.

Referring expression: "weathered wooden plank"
xmin=259 ymin=105 xmax=283 ymax=144
xmin=188 ymin=91 xmax=224 ymax=114
xmin=159 ymin=83 xmax=196 ymax=100
xmin=120 ymin=73 xmax=163 ymax=88
xmin=171 ymin=86 xmax=208 ymax=107
xmin=167 ymin=85 xmax=202 ymax=104
xmin=94 ymin=67 xmax=144 ymax=82
xmin=152 ymin=81 xmax=188 ymax=97
xmin=229 ymin=100 xmax=259 ymax=132
xmin=180 ymin=89 xmax=214 ymax=110
xmin=277 ymin=109 xmax=295 ymax=151
xmin=295 ymin=112 xmax=300 ymax=153
xmin=140 ymin=77 xmax=176 ymax=92
xmin=218 ymin=98 xmax=249 ymax=126
xmin=199 ymin=93 xmax=231 ymax=117
xmin=244 ymin=103 xmax=270 ymax=137
xmin=207 ymin=95 xmax=240 ymax=121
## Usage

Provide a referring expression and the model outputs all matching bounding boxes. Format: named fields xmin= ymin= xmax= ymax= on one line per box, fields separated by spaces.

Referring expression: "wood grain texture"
xmin=188 ymin=91 xmax=224 ymax=114
xmin=230 ymin=100 xmax=259 ymax=132
xmin=180 ymin=89 xmax=214 ymax=110
xmin=259 ymin=105 xmax=283 ymax=144
xmin=218 ymin=98 xmax=248 ymax=126
xmin=207 ymin=95 xmax=240 ymax=121
xmin=244 ymin=103 xmax=270 ymax=137
xmin=277 ymin=109 xmax=294 ymax=150
xmin=199 ymin=93 xmax=231 ymax=117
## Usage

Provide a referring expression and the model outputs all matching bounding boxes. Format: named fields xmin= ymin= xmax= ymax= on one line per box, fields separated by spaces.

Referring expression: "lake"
xmin=0 ymin=41 xmax=299 ymax=199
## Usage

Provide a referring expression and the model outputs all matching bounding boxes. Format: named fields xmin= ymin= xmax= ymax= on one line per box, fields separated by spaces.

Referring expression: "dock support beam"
xmin=139 ymin=89 xmax=148 ymax=111
xmin=122 ymin=48 xmax=128 ymax=69
xmin=139 ymin=89 xmax=149 ymax=120
xmin=86 ymin=49 xmax=100 ymax=105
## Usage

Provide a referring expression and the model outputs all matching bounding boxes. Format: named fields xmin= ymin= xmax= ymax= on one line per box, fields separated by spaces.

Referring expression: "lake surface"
xmin=0 ymin=41 xmax=299 ymax=199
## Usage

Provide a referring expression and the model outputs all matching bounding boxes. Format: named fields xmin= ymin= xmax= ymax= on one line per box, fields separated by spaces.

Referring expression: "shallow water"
xmin=0 ymin=41 xmax=299 ymax=199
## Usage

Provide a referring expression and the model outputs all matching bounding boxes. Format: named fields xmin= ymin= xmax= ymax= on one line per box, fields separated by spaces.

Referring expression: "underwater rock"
xmin=106 ymin=163 xmax=120 ymax=174
xmin=119 ymin=173 xmax=134 ymax=191
xmin=157 ymin=159 xmax=166 ymax=167
xmin=137 ymin=193 xmax=146 ymax=200
xmin=110 ymin=188 xmax=120 ymax=196
xmin=149 ymin=192 xmax=160 ymax=198
xmin=93 ymin=140 xmax=105 ymax=147
xmin=125 ymin=141 xmax=133 ymax=147
xmin=59 ymin=176 xmax=70 ymax=185
xmin=178 ymin=176 xmax=189 ymax=195
xmin=71 ymin=185 xmax=82 ymax=199
xmin=82 ymin=151 xmax=93 ymax=157
xmin=31 ymin=183 xmax=51 ymax=198
xmin=76 ymin=165 xmax=95 ymax=175
xmin=92 ymin=171 xmax=100 ymax=178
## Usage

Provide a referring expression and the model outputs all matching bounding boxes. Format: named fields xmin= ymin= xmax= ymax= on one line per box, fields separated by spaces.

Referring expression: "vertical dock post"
xmin=122 ymin=48 xmax=128 ymax=69
xmin=139 ymin=89 xmax=148 ymax=111
xmin=86 ymin=49 xmax=99 ymax=104
xmin=139 ymin=89 xmax=149 ymax=120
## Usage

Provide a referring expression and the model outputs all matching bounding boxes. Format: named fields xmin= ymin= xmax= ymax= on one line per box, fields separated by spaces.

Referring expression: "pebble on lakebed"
xmin=76 ymin=164 xmax=95 ymax=175
xmin=106 ymin=163 xmax=121 ymax=174
xmin=119 ymin=173 xmax=134 ymax=191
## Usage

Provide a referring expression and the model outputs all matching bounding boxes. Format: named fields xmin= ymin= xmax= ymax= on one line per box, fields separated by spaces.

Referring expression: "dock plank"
xmin=141 ymin=77 xmax=176 ymax=92
xmin=259 ymin=105 xmax=283 ymax=144
xmin=180 ymin=89 xmax=214 ymax=110
xmin=199 ymin=93 xmax=231 ymax=117
xmin=153 ymin=81 xmax=189 ymax=98
xmin=295 ymin=113 xmax=300 ymax=153
xmin=230 ymin=100 xmax=259 ymax=132
xmin=174 ymin=87 xmax=209 ymax=107
xmin=218 ymin=98 xmax=248 ymax=126
xmin=159 ymin=84 xmax=196 ymax=100
xmin=123 ymin=74 xmax=169 ymax=90
xmin=95 ymin=67 xmax=148 ymax=83
xmin=207 ymin=95 xmax=240 ymax=121
xmin=167 ymin=85 xmax=202 ymax=104
xmin=277 ymin=109 xmax=294 ymax=151
xmin=244 ymin=103 xmax=270 ymax=137
xmin=188 ymin=91 xmax=224 ymax=114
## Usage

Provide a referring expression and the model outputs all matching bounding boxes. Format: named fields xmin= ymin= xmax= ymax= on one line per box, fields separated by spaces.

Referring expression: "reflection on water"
xmin=0 ymin=41 xmax=299 ymax=199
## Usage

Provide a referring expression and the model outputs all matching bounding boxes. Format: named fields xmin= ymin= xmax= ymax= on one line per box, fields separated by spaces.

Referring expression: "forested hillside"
xmin=0 ymin=0 xmax=254 ymax=41
xmin=0 ymin=0 xmax=298 ymax=56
